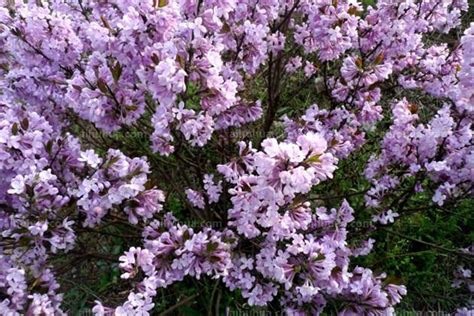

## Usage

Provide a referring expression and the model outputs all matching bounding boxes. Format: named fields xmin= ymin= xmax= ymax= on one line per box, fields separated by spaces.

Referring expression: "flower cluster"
xmin=219 ymin=132 xmax=337 ymax=238
xmin=0 ymin=102 xmax=164 ymax=313
xmin=97 ymin=213 xmax=234 ymax=314
xmin=365 ymin=97 xmax=473 ymax=211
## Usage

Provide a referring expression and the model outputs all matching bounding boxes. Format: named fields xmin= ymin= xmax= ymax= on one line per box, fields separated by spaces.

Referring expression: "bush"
xmin=0 ymin=0 xmax=472 ymax=315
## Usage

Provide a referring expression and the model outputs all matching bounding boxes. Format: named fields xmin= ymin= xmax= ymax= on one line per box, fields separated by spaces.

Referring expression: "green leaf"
xmin=384 ymin=275 xmax=403 ymax=285
xmin=221 ymin=22 xmax=231 ymax=33
xmin=206 ymin=242 xmax=218 ymax=252
xmin=45 ymin=140 xmax=54 ymax=154
xmin=151 ymin=54 xmax=160 ymax=65
xmin=125 ymin=105 xmax=139 ymax=112
xmin=0 ymin=63 xmax=9 ymax=72
xmin=348 ymin=6 xmax=360 ymax=16
xmin=374 ymin=52 xmax=385 ymax=65
xmin=111 ymin=62 xmax=122 ymax=82
xmin=20 ymin=117 xmax=29 ymax=130
xmin=72 ymin=84 xmax=83 ymax=91
xmin=104 ymin=155 xmax=120 ymax=169
xmin=11 ymin=122 xmax=18 ymax=135
xmin=97 ymin=78 xmax=109 ymax=94
xmin=313 ymin=253 xmax=326 ymax=261
xmin=304 ymin=154 xmax=321 ymax=164
xmin=19 ymin=236 xmax=31 ymax=247
xmin=223 ymin=237 xmax=237 ymax=244
xmin=176 ymin=55 xmax=185 ymax=68
xmin=183 ymin=230 xmax=191 ymax=241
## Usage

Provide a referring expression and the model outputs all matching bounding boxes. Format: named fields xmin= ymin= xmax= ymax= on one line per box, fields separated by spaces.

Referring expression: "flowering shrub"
xmin=0 ymin=0 xmax=472 ymax=315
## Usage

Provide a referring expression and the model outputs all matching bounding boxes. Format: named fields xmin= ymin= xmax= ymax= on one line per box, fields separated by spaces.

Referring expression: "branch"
xmin=159 ymin=293 xmax=200 ymax=315
xmin=381 ymin=228 xmax=474 ymax=259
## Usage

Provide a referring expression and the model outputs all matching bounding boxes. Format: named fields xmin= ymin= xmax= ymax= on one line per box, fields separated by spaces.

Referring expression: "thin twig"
xmin=159 ymin=293 xmax=200 ymax=315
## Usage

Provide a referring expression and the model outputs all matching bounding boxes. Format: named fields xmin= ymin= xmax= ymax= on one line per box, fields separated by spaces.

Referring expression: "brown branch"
xmin=159 ymin=293 xmax=200 ymax=315
xmin=381 ymin=228 xmax=474 ymax=259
